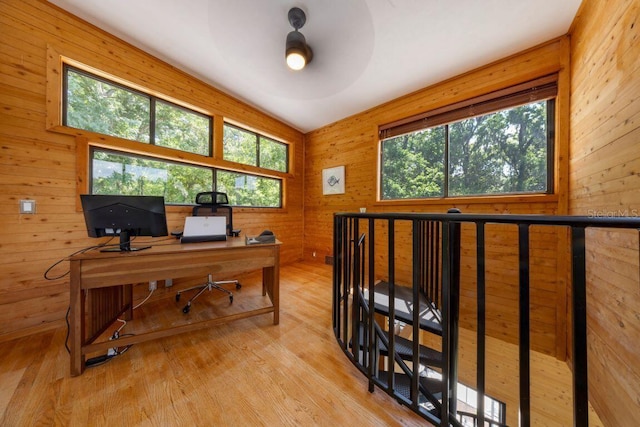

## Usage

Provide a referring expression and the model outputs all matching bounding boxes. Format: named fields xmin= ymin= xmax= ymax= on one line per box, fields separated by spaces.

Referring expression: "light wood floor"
xmin=0 ymin=261 xmax=602 ymax=426
xmin=1 ymin=262 xmax=427 ymax=426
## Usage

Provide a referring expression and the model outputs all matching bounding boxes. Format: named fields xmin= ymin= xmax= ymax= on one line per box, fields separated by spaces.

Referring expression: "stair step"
xmin=369 ymin=281 xmax=443 ymax=335
xmin=350 ymin=324 xmax=442 ymax=369
xmin=378 ymin=333 xmax=442 ymax=368
xmin=377 ymin=370 xmax=442 ymax=410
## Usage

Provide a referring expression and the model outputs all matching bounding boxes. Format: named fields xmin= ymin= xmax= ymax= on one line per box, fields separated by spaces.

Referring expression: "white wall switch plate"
xmin=20 ymin=200 xmax=36 ymax=214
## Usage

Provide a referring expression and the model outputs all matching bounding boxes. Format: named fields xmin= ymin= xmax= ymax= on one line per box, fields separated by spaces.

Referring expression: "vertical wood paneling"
xmin=0 ymin=0 xmax=303 ymax=339
xmin=569 ymin=0 xmax=640 ymax=424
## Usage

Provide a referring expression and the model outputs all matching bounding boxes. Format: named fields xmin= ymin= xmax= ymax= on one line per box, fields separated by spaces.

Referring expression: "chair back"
xmin=192 ymin=192 xmax=234 ymax=237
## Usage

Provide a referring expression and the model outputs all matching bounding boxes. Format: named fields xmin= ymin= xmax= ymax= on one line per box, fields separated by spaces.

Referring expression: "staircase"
xmin=332 ymin=211 xmax=640 ymax=426
xmin=338 ymin=212 xmax=473 ymax=426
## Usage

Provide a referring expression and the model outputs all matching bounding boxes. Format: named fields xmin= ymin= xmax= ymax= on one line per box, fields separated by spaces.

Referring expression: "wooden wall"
xmin=4 ymin=0 xmax=639 ymax=420
xmin=569 ymin=0 xmax=640 ymax=424
xmin=305 ymin=38 xmax=571 ymax=359
xmin=0 ymin=0 xmax=304 ymax=340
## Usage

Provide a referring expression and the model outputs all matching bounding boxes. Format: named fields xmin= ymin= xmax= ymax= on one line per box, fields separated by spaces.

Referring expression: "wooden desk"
xmin=69 ymin=238 xmax=280 ymax=376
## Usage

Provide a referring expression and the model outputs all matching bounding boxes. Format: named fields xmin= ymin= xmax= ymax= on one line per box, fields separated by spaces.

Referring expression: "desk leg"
xmin=124 ymin=283 xmax=133 ymax=320
xmin=274 ymin=257 xmax=279 ymax=325
xmin=262 ymin=255 xmax=280 ymax=325
xmin=69 ymin=260 xmax=85 ymax=376
xmin=273 ymin=248 xmax=280 ymax=324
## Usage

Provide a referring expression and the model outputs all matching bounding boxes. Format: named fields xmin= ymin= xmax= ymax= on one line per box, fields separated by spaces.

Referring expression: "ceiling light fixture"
xmin=285 ymin=7 xmax=312 ymax=71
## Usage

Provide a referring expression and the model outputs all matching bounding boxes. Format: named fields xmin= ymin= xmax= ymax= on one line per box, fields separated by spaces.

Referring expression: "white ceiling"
xmin=48 ymin=0 xmax=582 ymax=133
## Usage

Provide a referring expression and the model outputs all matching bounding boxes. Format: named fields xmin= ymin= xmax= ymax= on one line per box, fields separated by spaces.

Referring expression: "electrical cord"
xmin=112 ymin=318 xmax=127 ymax=337
xmin=63 ymin=289 xmax=154 ymax=366
xmin=43 ymin=235 xmax=176 ymax=281
xmin=62 ymin=287 xmax=153 ymax=363
xmin=53 ymin=236 xmax=173 ymax=365
xmin=43 ymin=237 xmax=116 ymax=281
xmin=64 ymin=306 xmax=135 ymax=367
xmin=64 ymin=306 xmax=71 ymax=354
xmin=85 ymin=336 xmax=134 ymax=368
xmin=134 ymin=288 xmax=155 ymax=309
xmin=84 ymin=323 xmax=135 ymax=368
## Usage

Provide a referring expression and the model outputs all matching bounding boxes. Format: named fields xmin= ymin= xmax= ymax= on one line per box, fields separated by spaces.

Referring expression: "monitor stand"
xmin=100 ymin=230 xmax=151 ymax=252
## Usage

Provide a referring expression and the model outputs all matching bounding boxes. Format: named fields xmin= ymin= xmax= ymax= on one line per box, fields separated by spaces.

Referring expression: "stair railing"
xmin=332 ymin=211 xmax=640 ymax=427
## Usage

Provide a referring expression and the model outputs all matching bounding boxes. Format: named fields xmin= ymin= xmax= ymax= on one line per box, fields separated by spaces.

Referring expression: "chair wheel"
xmin=236 ymin=283 xmax=241 ymax=289
xmin=182 ymin=305 xmax=190 ymax=314
xmin=176 ymin=294 xmax=181 ymax=302
xmin=229 ymin=295 xmax=233 ymax=303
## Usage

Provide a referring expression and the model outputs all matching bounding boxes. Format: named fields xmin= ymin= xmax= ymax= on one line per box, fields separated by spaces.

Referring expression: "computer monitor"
xmin=80 ymin=194 xmax=168 ymax=252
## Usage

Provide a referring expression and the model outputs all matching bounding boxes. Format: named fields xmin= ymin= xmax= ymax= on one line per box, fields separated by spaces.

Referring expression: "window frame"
xmin=223 ymin=122 xmax=290 ymax=173
xmin=214 ymin=169 xmax=284 ymax=208
xmin=89 ymin=147 xmax=214 ymax=205
xmin=378 ymin=75 xmax=558 ymax=202
xmin=47 ymin=52 xmax=292 ymax=210
xmin=154 ymin=98 xmax=213 ymax=156
xmin=87 ymin=147 xmax=284 ymax=208
xmin=63 ymin=65 xmax=214 ymax=156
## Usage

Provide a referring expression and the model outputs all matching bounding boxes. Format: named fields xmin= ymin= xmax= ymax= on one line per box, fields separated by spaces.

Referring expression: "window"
xmin=223 ymin=123 xmax=288 ymax=173
xmin=65 ymin=67 xmax=151 ymax=142
xmin=423 ymin=368 xmax=506 ymax=426
xmin=63 ymin=64 xmax=286 ymax=208
xmin=155 ymin=100 xmax=211 ymax=156
xmin=91 ymin=150 xmax=283 ymax=207
xmin=260 ymin=136 xmax=288 ymax=173
xmin=216 ymin=170 xmax=282 ymax=208
xmin=455 ymin=382 xmax=506 ymax=426
xmin=379 ymin=75 xmax=556 ymax=200
xmin=91 ymin=149 xmax=213 ymax=204
xmin=65 ymin=66 xmax=212 ymax=156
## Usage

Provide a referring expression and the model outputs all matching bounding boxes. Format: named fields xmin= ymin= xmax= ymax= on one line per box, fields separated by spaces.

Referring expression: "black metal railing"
xmin=332 ymin=211 xmax=640 ymax=426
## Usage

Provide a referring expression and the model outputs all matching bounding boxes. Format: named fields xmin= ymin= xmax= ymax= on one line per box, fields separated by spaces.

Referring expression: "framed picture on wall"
xmin=322 ymin=165 xmax=345 ymax=195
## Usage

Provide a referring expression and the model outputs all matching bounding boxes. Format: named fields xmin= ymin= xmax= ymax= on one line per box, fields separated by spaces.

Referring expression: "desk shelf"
xmin=69 ymin=239 xmax=280 ymax=376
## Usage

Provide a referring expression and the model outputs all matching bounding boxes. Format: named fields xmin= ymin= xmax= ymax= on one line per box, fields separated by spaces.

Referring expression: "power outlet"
xmin=148 ymin=280 xmax=157 ymax=291
xmin=165 ymin=278 xmax=173 ymax=287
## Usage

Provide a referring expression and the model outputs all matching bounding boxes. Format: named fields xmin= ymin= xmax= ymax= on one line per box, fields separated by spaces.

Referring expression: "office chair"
xmin=176 ymin=192 xmax=241 ymax=314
